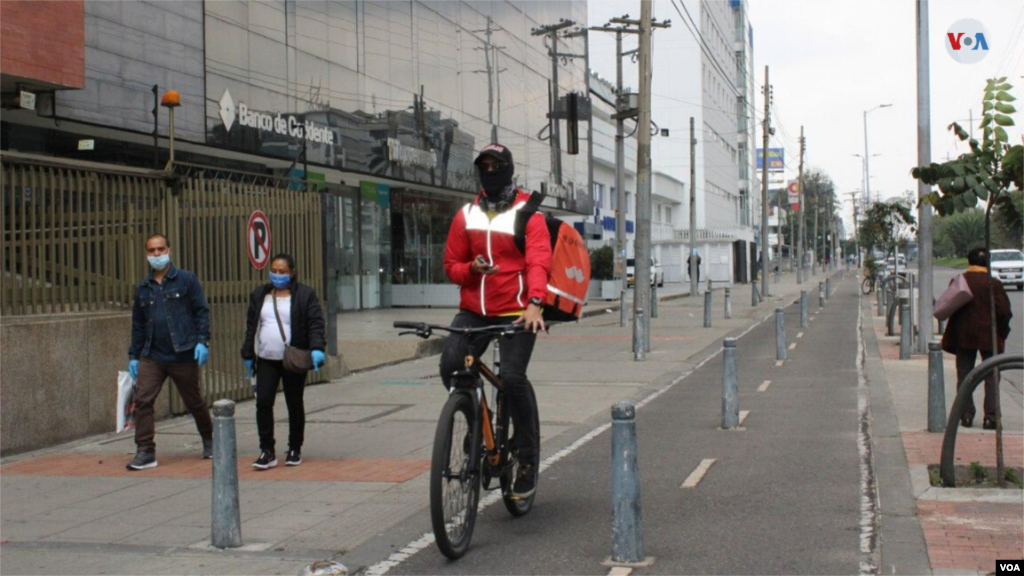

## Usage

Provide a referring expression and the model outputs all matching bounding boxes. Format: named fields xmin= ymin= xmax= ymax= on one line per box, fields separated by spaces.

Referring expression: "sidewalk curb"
xmin=860 ymin=296 xmax=933 ymax=576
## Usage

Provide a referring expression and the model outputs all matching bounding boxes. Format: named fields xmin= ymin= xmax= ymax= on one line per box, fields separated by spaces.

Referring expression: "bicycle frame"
xmin=449 ymin=354 xmax=508 ymax=475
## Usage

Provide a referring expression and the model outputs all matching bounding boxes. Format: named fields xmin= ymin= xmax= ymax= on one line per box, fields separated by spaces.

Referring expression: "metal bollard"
xmin=721 ymin=338 xmax=739 ymax=429
xmin=620 ymin=290 xmax=627 ymax=328
xmin=211 ymin=399 xmax=242 ymax=548
xmin=800 ymin=290 xmax=808 ymax=328
xmin=927 ymin=341 xmax=946 ymax=433
xmin=775 ymin=308 xmax=787 ymax=361
xmin=611 ymin=402 xmax=645 ymax=564
xmin=651 ymin=284 xmax=658 ymax=319
xmin=724 ymin=288 xmax=732 ymax=319
xmin=633 ymin=308 xmax=646 ymax=361
xmin=797 ymin=265 xmax=804 ymax=285
xmin=751 ymin=280 xmax=758 ymax=307
xmin=703 ymin=290 xmax=712 ymax=328
xmin=899 ymin=304 xmax=912 ymax=360
xmin=887 ymin=300 xmax=898 ymax=336
xmin=825 ymin=277 xmax=832 ymax=300
xmin=877 ymin=285 xmax=885 ymax=317
xmin=818 ymin=282 xmax=825 ymax=308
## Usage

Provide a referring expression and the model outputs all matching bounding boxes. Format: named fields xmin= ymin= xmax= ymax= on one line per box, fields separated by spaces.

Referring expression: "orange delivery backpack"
xmin=514 ymin=192 xmax=591 ymax=322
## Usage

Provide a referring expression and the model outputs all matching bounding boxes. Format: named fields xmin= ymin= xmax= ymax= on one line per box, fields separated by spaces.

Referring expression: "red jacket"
xmin=444 ymin=189 xmax=552 ymax=316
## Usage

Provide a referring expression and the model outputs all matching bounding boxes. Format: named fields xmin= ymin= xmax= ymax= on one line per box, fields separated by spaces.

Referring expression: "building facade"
xmin=1 ymin=0 xmax=591 ymax=310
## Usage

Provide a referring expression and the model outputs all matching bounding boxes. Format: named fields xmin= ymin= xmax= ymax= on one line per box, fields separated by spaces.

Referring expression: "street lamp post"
xmin=863 ymin=104 xmax=891 ymax=205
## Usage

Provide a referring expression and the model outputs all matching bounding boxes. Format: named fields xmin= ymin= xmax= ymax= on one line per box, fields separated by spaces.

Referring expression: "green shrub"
xmin=590 ymin=245 xmax=614 ymax=280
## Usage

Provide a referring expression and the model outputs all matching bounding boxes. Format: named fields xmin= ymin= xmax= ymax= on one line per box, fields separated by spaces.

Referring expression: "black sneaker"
xmin=126 ymin=451 xmax=158 ymax=471
xmin=285 ymin=449 xmax=302 ymax=466
xmin=512 ymin=463 xmax=536 ymax=499
xmin=201 ymin=437 xmax=213 ymax=460
xmin=252 ymin=450 xmax=277 ymax=470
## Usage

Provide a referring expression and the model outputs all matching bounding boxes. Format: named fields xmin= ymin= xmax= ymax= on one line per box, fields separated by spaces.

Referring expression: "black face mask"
xmin=479 ymin=161 xmax=514 ymax=198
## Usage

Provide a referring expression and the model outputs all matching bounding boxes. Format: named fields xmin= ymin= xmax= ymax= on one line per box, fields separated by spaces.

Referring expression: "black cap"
xmin=474 ymin=143 xmax=513 ymax=166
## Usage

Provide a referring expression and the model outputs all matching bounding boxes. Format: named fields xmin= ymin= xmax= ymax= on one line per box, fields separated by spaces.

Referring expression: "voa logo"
xmin=946 ymin=18 xmax=990 ymax=64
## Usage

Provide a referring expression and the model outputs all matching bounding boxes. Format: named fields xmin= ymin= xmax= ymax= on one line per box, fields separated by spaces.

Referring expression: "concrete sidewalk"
xmin=0 ymin=269 xmax=826 ymax=575
xmin=863 ymin=291 xmax=1024 ymax=575
xmin=335 ymin=282 xmax=694 ymax=373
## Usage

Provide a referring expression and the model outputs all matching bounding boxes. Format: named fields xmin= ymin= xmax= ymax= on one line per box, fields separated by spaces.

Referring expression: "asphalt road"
xmin=375 ymin=280 xmax=866 ymax=575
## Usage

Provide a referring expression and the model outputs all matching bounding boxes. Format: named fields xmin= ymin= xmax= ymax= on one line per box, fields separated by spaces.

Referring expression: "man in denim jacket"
xmin=126 ymin=234 xmax=213 ymax=470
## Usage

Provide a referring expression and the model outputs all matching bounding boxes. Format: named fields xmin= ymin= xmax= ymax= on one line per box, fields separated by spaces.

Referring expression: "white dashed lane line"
xmin=757 ymin=380 xmax=771 ymax=392
xmin=680 ymin=458 xmax=718 ymax=489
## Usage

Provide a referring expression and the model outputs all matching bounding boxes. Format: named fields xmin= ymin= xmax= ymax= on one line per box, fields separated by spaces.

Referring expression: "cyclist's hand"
xmin=471 ymin=256 xmax=500 ymax=275
xmin=515 ymin=303 xmax=545 ymax=334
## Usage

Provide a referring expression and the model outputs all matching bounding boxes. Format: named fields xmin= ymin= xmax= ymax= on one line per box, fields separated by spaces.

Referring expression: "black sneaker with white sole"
xmin=126 ymin=451 xmax=158 ymax=471
xmin=252 ymin=450 xmax=277 ymax=470
xmin=512 ymin=462 xmax=536 ymax=498
xmin=285 ymin=449 xmax=302 ymax=466
xmin=201 ymin=437 xmax=213 ymax=460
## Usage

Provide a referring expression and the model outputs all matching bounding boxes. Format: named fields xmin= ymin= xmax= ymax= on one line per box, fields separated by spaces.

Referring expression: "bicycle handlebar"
xmin=393 ymin=320 xmax=556 ymax=339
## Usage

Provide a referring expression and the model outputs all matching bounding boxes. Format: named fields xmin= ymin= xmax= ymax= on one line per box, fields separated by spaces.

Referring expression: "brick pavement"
xmin=2 ymin=453 xmax=430 ymax=483
xmin=919 ymin=501 xmax=1024 ymax=572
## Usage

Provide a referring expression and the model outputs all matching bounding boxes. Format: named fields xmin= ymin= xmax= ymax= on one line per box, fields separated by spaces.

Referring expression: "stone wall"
xmin=0 ymin=312 xmax=170 ymax=456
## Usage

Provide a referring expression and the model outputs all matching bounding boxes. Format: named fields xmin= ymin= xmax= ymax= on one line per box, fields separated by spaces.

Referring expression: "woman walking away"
xmin=941 ymin=247 xmax=1013 ymax=430
xmin=241 ymin=253 xmax=326 ymax=469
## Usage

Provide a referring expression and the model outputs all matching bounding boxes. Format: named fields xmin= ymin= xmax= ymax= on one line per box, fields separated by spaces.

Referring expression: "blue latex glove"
xmin=194 ymin=343 xmax=209 ymax=366
xmin=244 ymin=359 xmax=254 ymax=379
xmin=312 ymin=350 xmax=326 ymax=372
xmin=128 ymin=359 xmax=139 ymax=379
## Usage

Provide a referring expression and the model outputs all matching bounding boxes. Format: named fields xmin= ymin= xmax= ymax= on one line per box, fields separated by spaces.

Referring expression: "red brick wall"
xmin=1 ymin=0 xmax=85 ymax=89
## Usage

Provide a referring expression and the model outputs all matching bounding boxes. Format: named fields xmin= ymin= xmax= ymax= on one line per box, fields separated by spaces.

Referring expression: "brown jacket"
xmin=941 ymin=271 xmax=1013 ymax=354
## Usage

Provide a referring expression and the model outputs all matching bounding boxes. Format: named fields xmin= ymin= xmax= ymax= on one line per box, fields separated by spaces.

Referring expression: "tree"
xmin=934 ymin=209 xmax=986 ymax=258
xmin=857 ymin=200 xmax=916 ymax=261
xmin=802 ymin=168 xmax=840 ymax=263
xmin=912 ymin=78 xmax=1023 ymax=487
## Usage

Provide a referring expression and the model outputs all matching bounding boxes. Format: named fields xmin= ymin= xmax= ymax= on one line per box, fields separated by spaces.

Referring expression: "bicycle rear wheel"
xmin=861 ymin=276 xmax=874 ymax=295
xmin=430 ymin=393 xmax=480 ymax=559
xmin=499 ymin=386 xmax=539 ymax=517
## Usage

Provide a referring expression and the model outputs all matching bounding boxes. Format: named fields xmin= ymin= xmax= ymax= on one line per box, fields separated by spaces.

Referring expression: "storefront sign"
xmin=219 ymin=89 xmax=334 ymax=145
xmin=386 ymin=138 xmax=436 ymax=170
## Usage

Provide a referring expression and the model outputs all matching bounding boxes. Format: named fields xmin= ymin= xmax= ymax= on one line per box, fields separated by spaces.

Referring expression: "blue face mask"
xmin=147 ymin=254 xmax=170 ymax=271
xmin=269 ymin=272 xmax=292 ymax=289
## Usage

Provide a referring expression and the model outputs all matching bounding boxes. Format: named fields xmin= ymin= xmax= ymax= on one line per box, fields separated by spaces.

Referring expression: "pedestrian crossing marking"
xmin=775 ymin=360 xmax=784 ymax=367
xmin=788 ymin=343 xmax=797 ymax=350
xmin=738 ymin=410 xmax=750 ymax=425
xmin=608 ymin=567 xmax=633 ymax=576
xmin=797 ymin=332 xmax=804 ymax=339
xmin=757 ymin=380 xmax=771 ymax=392
xmin=681 ymin=458 xmax=717 ymax=488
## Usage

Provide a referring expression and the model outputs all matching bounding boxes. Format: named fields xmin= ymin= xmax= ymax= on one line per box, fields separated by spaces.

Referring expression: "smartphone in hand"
xmin=476 ymin=255 xmax=493 ymax=272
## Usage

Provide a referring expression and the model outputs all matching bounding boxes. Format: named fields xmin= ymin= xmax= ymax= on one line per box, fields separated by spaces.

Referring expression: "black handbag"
xmin=271 ymin=291 xmax=313 ymax=373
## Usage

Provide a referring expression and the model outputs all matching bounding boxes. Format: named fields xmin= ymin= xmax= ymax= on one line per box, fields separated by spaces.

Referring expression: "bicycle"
xmin=394 ymin=321 xmax=542 ymax=559
xmin=861 ymin=269 xmax=879 ymax=295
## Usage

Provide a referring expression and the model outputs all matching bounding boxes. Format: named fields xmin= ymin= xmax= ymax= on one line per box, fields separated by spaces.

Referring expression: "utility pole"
xmin=846 ymin=191 xmax=860 ymax=269
xmin=916 ymin=0 xmax=934 ymax=354
xmin=591 ymin=20 xmax=637 ymax=327
xmin=760 ymin=66 xmax=771 ymax=297
xmin=595 ymin=13 xmax=668 ymax=343
xmin=797 ymin=127 xmax=805 ymax=283
xmin=633 ymin=0 xmax=653 ymax=355
xmin=689 ymin=117 xmax=698 ymax=297
xmin=812 ymin=180 xmax=819 ymax=276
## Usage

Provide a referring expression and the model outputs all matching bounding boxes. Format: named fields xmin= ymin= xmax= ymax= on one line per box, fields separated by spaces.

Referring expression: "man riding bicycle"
xmin=440 ymin=143 xmax=551 ymax=499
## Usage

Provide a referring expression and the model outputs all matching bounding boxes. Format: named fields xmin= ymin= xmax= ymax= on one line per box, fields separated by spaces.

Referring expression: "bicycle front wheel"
xmin=861 ymin=276 xmax=874 ymax=295
xmin=430 ymin=393 xmax=480 ymax=559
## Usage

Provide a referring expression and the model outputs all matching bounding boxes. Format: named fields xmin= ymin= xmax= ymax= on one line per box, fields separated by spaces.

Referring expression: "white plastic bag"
xmin=116 ymin=371 xmax=137 ymax=433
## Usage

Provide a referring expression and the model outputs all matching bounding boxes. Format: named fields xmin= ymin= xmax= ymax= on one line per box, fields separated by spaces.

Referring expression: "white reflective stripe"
xmin=516 ymin=273 xmax=524 ymax=307
xmin=463 ymin=200 xmax=527 ymax=235
xmin=464 ymin=203 xmax=490 ymax=231
xmin=546 ymin=284 xmax=586 ymax=305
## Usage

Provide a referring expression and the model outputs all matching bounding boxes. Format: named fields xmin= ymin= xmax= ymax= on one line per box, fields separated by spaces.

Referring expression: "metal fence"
xmin=1 ymin=156 xmax=164 ymax=315
xmin=2 ymin=154 xmax=326 ymax=412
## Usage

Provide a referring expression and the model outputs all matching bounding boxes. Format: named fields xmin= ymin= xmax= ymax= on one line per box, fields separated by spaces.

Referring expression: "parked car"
xmin=626 ymin=257 xmax=664 ymax=287
xmin=989 ymin=249 xmax=1024 ymax=291
xmin=884 ymin=255 xmax=907 ymax=274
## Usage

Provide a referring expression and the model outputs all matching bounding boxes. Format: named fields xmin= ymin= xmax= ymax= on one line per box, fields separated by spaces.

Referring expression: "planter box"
xmin=599 ymin=280 xmax=621 ymax=300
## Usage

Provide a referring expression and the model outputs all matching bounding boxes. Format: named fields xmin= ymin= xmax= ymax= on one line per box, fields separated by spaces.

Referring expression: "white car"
xmin=626 ymin=257 xmax=664 ymax=287
xmin=884 ymin=255 xmax=907 ymax=274
xmin=990 ymin=249 xmax=1024 ymax=291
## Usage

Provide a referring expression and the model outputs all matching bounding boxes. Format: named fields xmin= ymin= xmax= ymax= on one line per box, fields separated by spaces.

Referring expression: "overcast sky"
xmin=587 ymin=0 xmax=1024 ymax=233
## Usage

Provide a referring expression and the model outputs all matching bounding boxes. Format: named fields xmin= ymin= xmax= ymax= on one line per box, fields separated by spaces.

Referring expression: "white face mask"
xmin=147 ymin=254 xmax=171 ymax=271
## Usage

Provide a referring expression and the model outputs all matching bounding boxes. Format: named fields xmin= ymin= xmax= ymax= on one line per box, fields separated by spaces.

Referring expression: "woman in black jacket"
xmin=241 ymin=253 xmax=327 ymax=469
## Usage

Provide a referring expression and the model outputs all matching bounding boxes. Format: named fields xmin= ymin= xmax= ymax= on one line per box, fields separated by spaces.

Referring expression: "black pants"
xmin=439 ymin=310 xmax=539 ymax=464
xmin=955 ymin=348 xmax=1000 ymax=422
xmin=255 ymin=359 xmax=308 ymax=452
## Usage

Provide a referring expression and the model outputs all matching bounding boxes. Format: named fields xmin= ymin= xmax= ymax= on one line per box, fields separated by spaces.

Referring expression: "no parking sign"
xmin=247 ymin=211 xmax=272 ymax=270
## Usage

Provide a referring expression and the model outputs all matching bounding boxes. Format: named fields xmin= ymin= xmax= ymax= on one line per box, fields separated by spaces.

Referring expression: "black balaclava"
xmin=475 ymin=144 xmax=517 ymax=210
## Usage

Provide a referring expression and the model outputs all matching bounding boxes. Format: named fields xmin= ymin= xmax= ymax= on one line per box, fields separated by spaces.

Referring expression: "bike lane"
xmin=366 ymin=275 xmax=867 ymax=575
